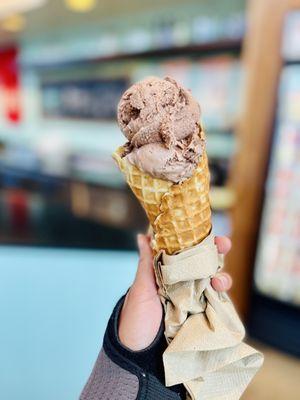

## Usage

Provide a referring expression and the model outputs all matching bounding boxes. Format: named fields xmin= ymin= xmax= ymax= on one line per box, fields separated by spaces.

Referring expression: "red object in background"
xmin=0 ymin=47 xmax=22 ymax=123
xmin=7 ymin=189 xmax=29 ymax=233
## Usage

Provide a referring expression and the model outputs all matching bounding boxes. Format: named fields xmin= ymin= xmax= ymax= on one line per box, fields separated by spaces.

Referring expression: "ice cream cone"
xmin=113 ymin=132 xmax=211 ymax=255
xmin=113 ymin=77 xmax=263 ymax=399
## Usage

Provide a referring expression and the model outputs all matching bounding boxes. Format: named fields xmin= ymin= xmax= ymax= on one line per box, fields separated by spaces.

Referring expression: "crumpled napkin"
xmin=154 ymin=232 xmax=264 ymax=400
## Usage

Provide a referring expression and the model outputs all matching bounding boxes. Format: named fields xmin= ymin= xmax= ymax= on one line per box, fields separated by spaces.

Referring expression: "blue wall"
xmin=0 ymin=247 xmax=138 ymax=400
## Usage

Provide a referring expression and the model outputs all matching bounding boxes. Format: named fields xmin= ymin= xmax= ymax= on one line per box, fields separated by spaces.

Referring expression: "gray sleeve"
xmin=79 ymin=349 xmax=139 ymax=400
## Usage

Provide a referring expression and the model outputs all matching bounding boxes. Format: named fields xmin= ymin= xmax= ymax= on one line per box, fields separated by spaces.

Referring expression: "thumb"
xmin=133 ymin=234 xmax=157 ymax=294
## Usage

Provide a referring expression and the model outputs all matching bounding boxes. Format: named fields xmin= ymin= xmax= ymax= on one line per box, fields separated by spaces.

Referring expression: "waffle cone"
xmin=113 ymin=139 xmax=211 ymax=255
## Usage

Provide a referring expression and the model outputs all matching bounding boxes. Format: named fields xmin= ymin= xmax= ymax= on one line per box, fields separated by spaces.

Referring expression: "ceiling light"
xmin=65 ymin=0 xmax=97 ymax=13
xmin=2 ymin=14 xmax=26 ymax=32
xmin=0 ymin=0 xmax=47 ymax=18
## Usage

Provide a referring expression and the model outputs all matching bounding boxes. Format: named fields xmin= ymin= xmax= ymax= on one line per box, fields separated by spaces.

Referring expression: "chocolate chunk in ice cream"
xmin=117 ymin=76 xmax=203 ymax=183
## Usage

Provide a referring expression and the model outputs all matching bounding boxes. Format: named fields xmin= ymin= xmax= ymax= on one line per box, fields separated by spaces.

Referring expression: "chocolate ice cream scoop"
xmin=117 ymin=76 xmax=203 ymax=183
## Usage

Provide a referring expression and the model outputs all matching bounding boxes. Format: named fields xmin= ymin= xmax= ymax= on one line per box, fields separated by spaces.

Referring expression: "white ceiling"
xmin=0 ymin=0 xmax=47 ymax=18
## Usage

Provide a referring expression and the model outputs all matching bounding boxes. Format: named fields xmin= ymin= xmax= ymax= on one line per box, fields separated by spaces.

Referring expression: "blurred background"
xmin=0 ymin=0 xmax=299 ymax=399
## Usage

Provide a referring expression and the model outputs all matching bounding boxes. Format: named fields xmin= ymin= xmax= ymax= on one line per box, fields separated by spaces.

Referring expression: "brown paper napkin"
xmin=154 ymin=232 xmax=264 ymax=400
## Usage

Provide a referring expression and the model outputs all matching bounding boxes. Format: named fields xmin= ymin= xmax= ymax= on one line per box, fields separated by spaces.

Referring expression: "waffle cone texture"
xmin=113 ymin=133 xmax=212 ymax=255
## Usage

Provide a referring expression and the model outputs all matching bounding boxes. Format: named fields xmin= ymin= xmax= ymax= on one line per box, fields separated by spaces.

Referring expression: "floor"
xmin=242 ymin=342 xmax=300 ymax=399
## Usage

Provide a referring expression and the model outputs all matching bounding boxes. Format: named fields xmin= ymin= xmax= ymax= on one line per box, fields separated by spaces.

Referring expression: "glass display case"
xmin=0 ymin=15 xmax=243 ymax=249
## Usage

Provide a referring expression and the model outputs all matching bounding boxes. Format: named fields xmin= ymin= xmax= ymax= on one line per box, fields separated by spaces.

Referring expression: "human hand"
xmin=118 ymin=234 xmax=233 ymax=351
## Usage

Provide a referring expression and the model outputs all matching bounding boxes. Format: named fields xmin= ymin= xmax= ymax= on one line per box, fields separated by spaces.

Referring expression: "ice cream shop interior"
xmin=0 ymin=0 xmax=300 ymax=399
